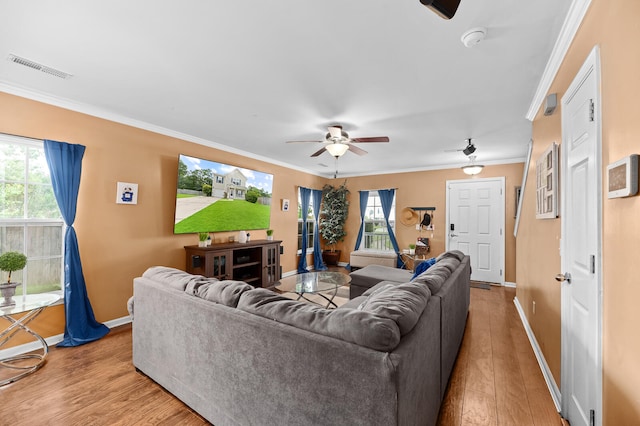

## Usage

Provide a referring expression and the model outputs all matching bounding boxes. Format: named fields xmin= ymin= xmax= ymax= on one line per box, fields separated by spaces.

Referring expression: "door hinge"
xmin=500 ymin=269 xmax=503 ymax=276
xmin=590 ymin=409 xmax=595 ymax=426
xmin=589 ymin=99 xmax=595 ymax=122
xmin=590 ymin=255 xmax=596 ymax=274
xmin=500 ymin=228 xmax=503 ymax=236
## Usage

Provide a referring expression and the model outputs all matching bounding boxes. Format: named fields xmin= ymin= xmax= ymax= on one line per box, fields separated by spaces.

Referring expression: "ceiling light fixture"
xmin=325 ymin=143 xmax=349 ymax=157
xmin=462 ymin=155 xmax=484 ymax=175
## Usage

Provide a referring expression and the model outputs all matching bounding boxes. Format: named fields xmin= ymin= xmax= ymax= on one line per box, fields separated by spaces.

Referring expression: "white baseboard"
xmin=513 ymin=296 xmax=562 ymax=411
xmin=504 ymin=281 xmax=517 ymax=288
xmin=0 ymin=315 xmax=132 ymax=359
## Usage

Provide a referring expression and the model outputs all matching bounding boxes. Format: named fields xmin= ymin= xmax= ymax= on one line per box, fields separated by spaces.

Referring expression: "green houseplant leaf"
xmin=0 ymin=251 xmax=28 ymax=284
xmin=319 ymin=182 xmax=349 ymax=252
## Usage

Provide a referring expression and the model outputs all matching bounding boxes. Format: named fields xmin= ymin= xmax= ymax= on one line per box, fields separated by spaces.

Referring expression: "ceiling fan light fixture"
xmin=462 ymin=164 xmax=484 ymax=175
xmin=462 ymin=155 xmax=483 ymax=175
xmin=325 ymin=143 xmax=349 ymax=157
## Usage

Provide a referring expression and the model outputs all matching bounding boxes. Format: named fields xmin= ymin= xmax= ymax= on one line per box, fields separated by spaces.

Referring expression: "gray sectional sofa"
xmin=131 ymin=250 xmax=470 ymax=426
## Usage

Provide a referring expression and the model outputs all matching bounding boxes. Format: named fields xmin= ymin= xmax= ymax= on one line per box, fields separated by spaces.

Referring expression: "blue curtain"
xmin=311 ymin=189 xmax=327 ymax=271
xmin=353 ymin=191 xmax=369 ymax=251
xmin=378 ymin=189 xmax=402 ymax=268
xmin=44 ymin=140 xmax=109 ymax=347
xmin=297 ymin=187 xmax=312 ymax=273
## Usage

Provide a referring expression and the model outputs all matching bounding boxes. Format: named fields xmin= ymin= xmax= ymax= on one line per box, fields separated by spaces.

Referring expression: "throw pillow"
xmin=410 ymin=257 xmax=436 ymax=280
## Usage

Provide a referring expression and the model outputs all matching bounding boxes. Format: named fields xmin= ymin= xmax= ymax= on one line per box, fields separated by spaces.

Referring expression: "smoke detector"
xmin=461 ymin=27 xmax=487 ymax=48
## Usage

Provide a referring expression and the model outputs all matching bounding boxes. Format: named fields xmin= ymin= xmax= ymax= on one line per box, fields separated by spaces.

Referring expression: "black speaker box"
xmin=419 ymin=0 xmax=461 ymax=20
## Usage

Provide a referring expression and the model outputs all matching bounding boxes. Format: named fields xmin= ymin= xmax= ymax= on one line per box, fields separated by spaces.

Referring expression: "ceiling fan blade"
xmin=444 ymin=148 xmax=464 ymax=152
xmin=351 ymin=136 xmax=389 ymax=143
xmin=348 ymin=144 xmax=368 ymax=156
xmin=286 ymin=140 xmax=324 ymax=144
xmin=311 ymin=147 xmax=327 ymax=157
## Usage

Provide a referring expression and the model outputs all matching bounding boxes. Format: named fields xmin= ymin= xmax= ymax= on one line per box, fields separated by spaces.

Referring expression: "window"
xmin=231 ymin=177 xmax=242 ymax=186
xmin=297 ymin=195 xmax=314 ymax=253
xmin=0 ymin=135 xmax=64 ymax=296
xmin=215 ymin=175 xmax=223 ymax=184
xmin=362 ymin=191 xmax=396 ymax=251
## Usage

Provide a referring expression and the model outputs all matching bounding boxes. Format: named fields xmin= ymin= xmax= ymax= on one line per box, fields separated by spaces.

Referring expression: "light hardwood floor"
xmin=1 ymin=286 xmax=561 ymax=425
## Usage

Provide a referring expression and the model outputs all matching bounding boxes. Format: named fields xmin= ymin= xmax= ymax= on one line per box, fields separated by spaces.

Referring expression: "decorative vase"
xmin=266 ymin=235 xmax=273 ymax=241
xmin=198 ymin=241 xmax=207 ymax=247
xmin=0 ymin=282 xmax=19 ymax=307
xmin=238 ymin=231 xmax=247 ymax=243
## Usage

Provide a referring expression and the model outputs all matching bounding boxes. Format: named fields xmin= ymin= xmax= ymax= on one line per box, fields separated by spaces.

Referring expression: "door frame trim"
xmin=445 ymin=177 xmax=506 ymax=285
xmin=559 ymin=45 xmax=603 ymax=424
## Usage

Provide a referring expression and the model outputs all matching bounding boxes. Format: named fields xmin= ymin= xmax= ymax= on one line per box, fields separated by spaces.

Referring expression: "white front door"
xmin=446 ymin=178 xmax=505 ymax=284
xmin=560 ymin=46 xmax=602 ymax=426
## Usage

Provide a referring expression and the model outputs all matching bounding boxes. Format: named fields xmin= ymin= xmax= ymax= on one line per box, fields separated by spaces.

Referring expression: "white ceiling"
xmin=0 ymin=0 xmax=572 ymax=177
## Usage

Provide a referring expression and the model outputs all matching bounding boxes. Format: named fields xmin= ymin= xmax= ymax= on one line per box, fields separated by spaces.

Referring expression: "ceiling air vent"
xmin=7 ymin=54 xmax=72 ymax=80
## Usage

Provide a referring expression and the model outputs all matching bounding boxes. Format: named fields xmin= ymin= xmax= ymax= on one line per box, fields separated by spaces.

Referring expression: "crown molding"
xmin=0 ymin=81 xmax=325 ymax=177
xmin=526 ymin=0 xmax=593 ymax=121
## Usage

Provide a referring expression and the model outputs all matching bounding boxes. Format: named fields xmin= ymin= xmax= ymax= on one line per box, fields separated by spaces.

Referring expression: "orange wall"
xmin=517 ymin=0 xmax=640 ymax=422
xmin=327 ymin=162 xmax=523 ymax=283
xmin=0 ymin=92 xmax=325 ymax=342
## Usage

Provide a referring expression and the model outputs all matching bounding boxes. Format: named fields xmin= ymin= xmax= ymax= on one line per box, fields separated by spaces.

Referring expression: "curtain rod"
xmin=0 ymin=131 xmax=44 ymax=141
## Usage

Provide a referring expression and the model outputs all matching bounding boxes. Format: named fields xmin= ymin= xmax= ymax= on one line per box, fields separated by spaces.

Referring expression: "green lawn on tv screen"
xmin=174 ymin=199 xmax=270 ymax=233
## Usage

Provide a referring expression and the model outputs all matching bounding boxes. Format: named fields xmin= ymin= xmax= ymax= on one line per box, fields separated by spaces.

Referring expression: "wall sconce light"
xmin=462 ymin=156 xmax=484 ymax=175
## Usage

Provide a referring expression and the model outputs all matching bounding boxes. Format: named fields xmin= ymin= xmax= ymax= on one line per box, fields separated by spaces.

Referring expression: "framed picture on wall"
xmin=536 ymin=142 xmax=558 ymax=219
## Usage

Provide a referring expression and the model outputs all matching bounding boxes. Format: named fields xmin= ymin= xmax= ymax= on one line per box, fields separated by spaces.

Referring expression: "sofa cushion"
xmin=357 ymin=282 xmax=431 ymax=335
xmin=337 ymin=295 xmax=368 ymax=310
xmin=238 ymin=288 xmax=401 ymax=351
xmin=196 ymin=280 xmax=254 ymax=308
xmin=412 ymin=262 xmax=451 ymax=294
xmin=361 ymin=281 xmax=398 ymax=297
xmin=350 ymin=265 xmax=412 ymax=289
xmin=436 ymin=250 xmax=465 ymax=262
xmin=142 ymin=266 xmax=213 ymax=292
xmin=410 ymin=257 xmax=437 ymax=280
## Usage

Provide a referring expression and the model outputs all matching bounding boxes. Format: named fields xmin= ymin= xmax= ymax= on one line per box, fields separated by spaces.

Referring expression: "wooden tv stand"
xmin=184 ymin=240 xmax=282 ymax=288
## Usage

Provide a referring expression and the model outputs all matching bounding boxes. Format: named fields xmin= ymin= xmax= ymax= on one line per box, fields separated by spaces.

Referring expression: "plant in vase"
xmin=198 ymin=232 xmax=209 ymax=247
xmin=319 ymin=182 xmax=349 ymax=265
xmin=0 ymin=251 xmax=27 ymax=307
xmin=408 ymin=243 xmax=416 ymax=255
xmin=266 ymin=229 xmax=274 ymax=241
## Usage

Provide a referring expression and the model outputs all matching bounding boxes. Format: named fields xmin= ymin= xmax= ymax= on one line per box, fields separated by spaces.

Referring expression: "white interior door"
xmin=560 ymin=46 xmax=602 ymax=426
xmin=446 ymin=178 xmax=504 ymax=284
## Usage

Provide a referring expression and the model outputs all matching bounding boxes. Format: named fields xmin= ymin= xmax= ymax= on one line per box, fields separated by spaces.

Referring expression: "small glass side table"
xmin=275 ymin=272 xmax=351 ymax=308
xmin=0 ymin=293 xmax=61 ymax=386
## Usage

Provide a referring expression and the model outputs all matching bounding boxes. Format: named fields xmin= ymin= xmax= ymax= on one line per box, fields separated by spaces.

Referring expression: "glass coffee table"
xmin=275 ymin=271 xmax=351 ymax=308
xmin=0 ymin=293 xmax=61 ymax=386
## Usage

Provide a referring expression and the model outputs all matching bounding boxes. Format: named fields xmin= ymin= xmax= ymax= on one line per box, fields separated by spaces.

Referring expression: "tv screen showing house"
xmin=174 ymin=154 xmax=273 ymax=234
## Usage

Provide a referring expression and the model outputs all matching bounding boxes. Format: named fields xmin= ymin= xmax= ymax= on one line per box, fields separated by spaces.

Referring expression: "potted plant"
xmin=266 ymin=229 xmax=274 ymax=241
xmin=319 ymin=182 xmax=349 ymax=265
xmin=198 ymin=232 xmax=209 ymax=247
xmin=0 ymin=251 xmax=27 ymax=307
xmin=408 ymin=243 xmax=416 ymax=255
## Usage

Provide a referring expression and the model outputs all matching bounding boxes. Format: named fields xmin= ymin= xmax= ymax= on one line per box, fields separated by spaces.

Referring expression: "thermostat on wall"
xmin=607 ymin=154 xmax=638 ymax=198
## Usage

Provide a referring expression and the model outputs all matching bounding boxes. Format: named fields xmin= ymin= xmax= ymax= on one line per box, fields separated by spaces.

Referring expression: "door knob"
xmin=449 ymin=233 xmax=458 ymax=238
xmin=555 ymin=272 xmax=571 ymax=283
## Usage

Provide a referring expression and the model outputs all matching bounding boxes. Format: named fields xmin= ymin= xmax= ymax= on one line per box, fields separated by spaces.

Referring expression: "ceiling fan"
xmin=445 ymin=138 xmax=476 ymax=156
xmin=286 ymin=125 xmax=389 ymax=158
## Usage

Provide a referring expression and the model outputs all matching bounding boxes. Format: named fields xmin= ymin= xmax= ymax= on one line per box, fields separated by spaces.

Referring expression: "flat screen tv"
xmin=174 ymin=154 xmax=274 ymax=234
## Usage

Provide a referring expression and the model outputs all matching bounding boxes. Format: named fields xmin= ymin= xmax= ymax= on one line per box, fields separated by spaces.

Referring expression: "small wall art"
xmin=535 ymin=142 xmax=558 ymax=219
xmin=116 ymin=182 xmax=138 ymax=205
